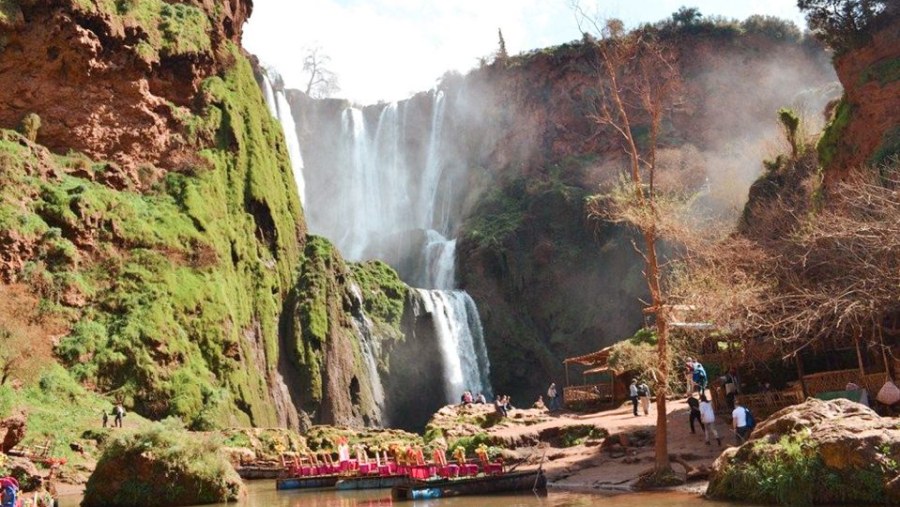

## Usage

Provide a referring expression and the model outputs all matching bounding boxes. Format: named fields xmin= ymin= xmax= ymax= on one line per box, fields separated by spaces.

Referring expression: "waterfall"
xmin=261 ymin=70 xmax=307 ymax=206
xmin=275 ymin=91 xmax=307 ymax=207
xmin=295 ymin=86 xmax=493 ymax=415
xmin=413 ymin=289 xmax=492 ymax=401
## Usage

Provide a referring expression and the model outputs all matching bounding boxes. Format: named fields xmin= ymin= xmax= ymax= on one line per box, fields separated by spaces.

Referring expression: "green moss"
xmin=559 ymin=425 xmax=607 ymax=447
xmin=0 ymin=43 xmax=305 ymax=429
xmin=70 ymin=0 xmax=212 ymax=60
xmin=816 ymin=96 xmax=852 ymax=169
xmin=860 ymin=57 xmax=900 ymax=86
xmin=350 ymin=260 xmax=408 ymax=332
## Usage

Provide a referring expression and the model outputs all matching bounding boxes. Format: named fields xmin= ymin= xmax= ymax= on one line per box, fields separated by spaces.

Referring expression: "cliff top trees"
xmin=575 ymin=9 xmax=685 ymax=483
xmin=797 ymin=0 xmax=891 ymax=52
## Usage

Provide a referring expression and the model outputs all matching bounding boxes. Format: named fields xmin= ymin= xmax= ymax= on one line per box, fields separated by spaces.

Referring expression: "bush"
xmin=83 ymin=420 xmax=244 ymax=507
xmin=18 ymin=113 xmax=40 ymax=142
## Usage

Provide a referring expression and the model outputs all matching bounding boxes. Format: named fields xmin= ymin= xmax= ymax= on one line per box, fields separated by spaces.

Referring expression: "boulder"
xmin=5 ymin=456 xmax=42 ymax=492
xmin=82 ymin=424 xmax=245 ymax=507
xmin=707 ymin=398 xmax=900 ymax=505
xmin=0 ymin=414 xmax=26 ymax=452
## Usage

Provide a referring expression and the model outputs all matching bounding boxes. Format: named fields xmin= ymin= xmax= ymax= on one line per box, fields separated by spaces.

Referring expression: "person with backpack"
xmin=731 ymin=397 xmax=755 ymax=444
xmin=699 ymin=394 xmax=722 ymax=446
xmin=628 ymin=379 xmax=639 ymax=417
xmin=637 ymin=381 xmax=651 ymax=416
xmin=692 ymin=360 xmax=708 ymax=395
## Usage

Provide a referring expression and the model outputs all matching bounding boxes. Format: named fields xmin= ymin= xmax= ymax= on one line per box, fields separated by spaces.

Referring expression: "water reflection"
xmin=59 ymin=481 xmax=738 ymax=507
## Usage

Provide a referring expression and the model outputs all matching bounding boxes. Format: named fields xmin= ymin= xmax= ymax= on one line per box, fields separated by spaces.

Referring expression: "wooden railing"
xmin=740 ymin=388 xmax=806 ymax=419
xmin=563 ymin=383 xmax=613 ymax=405
xmin=802 ymin=369 xmax=888 ymax=397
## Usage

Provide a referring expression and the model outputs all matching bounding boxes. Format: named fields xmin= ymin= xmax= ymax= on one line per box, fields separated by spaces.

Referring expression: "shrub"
xmin=18 ymin=113 xmax=40 ymax=142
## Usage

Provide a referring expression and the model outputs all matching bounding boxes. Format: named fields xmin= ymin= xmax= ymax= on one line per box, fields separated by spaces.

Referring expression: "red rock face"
xmin=826 ymin=18 xmax=900 ymax=186
xmin=0 ymin=0 xmax=252 ymax=174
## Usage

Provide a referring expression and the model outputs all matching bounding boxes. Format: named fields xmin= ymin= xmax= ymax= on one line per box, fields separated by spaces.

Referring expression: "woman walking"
xmin=699 ymin=394 xmax=722 ymax=446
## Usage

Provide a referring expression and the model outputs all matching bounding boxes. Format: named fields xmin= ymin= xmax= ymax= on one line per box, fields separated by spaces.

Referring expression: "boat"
xmin=275 ymin=474 xmax=341 ymax=490
xmin=391 ymin=469 xmax=547 ymax=500
xmin=335 ymin=474 xmax=411 ymax=490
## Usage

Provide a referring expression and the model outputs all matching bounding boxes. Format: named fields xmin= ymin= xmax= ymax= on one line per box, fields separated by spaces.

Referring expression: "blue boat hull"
xmin=335 ymin=475 xmax=410 ymax=490
xmin=392 ymin=470 xmax=547 ymax=500
xmin=275 ymin=475 xmax=340 ymax=490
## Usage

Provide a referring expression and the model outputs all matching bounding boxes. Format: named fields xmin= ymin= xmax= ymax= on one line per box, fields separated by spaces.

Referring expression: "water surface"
xmin=59 ymin=480 xmax=742 ymax=507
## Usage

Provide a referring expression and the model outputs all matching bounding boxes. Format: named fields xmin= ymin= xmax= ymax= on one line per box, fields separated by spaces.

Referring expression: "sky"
xmin=244 ymin=0 xmax=808 ymax=105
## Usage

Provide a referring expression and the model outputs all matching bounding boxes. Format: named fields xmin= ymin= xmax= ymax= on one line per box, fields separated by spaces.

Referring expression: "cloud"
xmin=243 ymin=0 xmax=807 ymax=104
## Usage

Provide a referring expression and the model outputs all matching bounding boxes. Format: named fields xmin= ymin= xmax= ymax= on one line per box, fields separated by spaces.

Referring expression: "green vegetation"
xmin=83 ymin=420 xmax=243 ymax=507
xmin=0 ymin=43 xmax=307 ymax=429
xmin=817 ymin=96 xmax=852 ymax=168
xmin=777 ymin=108 xmax=802 ymax=159
xmin=18 ymin=113 xmax=39 ymax=142
xmin=798 ymin=0 xmax=891 ymax=54
xmin=709 ymin=431 xmax=895 ymax=505
xmin=69 ymin=0 xmax=212 ymax=61
xmin=351 ymin=260 xmax=408 ymax=334
xmin=860 ymin=57 xmax=900 ymax=86
xmin=558 ymin=425 xmax=606 ymax=447
xmin=0 ymin=364 xmax=146 ymax=464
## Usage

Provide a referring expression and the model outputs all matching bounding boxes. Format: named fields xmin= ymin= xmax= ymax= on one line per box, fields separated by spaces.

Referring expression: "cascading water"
xmin=261 ymin=71 xmax=307 ymax=206
xmin=300 ymin=89 xmax=493 ymax=410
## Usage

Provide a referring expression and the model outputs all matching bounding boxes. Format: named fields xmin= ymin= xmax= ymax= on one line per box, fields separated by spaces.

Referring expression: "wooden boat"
xmin=335 ymin=474 xmax=411 ymax=490
xmin=391 ymin=469 xmax=547 ymax=500
xmin=275 ymin=474 xmax=341 ymax=490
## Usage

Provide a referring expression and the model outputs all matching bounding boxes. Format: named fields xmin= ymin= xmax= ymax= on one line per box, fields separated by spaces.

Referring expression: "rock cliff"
xmin=0 ymin=0 xmax=400 ymax=431
xmin=819 ymin=15 xmax=900 ymax=186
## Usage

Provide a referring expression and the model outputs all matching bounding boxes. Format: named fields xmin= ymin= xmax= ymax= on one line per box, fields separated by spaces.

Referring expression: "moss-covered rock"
xmin=83 ymin=421 xmax=245 ymax=507
xmin=707 ymin=398 xmax=900 ymax=505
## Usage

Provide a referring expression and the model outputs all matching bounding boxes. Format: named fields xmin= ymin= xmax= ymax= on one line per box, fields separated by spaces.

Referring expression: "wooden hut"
xmin=562 ymin=346 xmax=628 ymax=409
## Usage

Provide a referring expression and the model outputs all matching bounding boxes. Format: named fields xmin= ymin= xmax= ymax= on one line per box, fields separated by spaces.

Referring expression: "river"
xmin=58 ymin=481 xmax=743 ymax=507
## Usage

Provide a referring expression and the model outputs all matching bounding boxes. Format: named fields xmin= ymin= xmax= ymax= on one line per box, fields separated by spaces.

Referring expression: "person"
xmin=723 ymin=369 xmax=738 ymax=410
xmin=102 ymin=410 xmax=108 ymax=428
xmin=461 ymin=391 xmax=473 ymax=405
xmin=502 ymin=395 xmax=513 ymax=412
xmin=476 ymin=392 xmax=486 ymax=404
xmin=113 ymin=403 xmax=126 ymax=428
xmin=637 ymin=381 xmax=651 ymax=416
xmin=692 ymin=360 xmax=708 ymax=395
xmin=732 ymin=397 xmax=751 ymax=444
xmin=533 ymin=395 xmax=546 ymax=410
xmin=494 ymin=395 xmax=507 ymax=418
xmin=628 ymin=379 xmax=639 ymax=416
xmin=687 ymin=394 xmax=704 ymax=434
xmin=547 ymin=383 xmax=558 ymax=412
xmin=699 ymin=394 xmax=722 ymax=446
xmin=684 ymin=358 xmax=695 ymax=395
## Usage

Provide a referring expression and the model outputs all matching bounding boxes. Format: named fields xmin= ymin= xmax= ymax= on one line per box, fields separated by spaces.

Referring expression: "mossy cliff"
xmin=0 ymin=0 xmax=406 ymax=432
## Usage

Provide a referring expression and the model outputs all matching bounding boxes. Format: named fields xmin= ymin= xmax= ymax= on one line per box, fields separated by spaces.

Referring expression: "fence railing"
xmin=563 ymin=383 xmax=613 ymax=405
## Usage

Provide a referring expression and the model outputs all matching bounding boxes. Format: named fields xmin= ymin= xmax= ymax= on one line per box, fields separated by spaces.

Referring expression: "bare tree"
xmin=575 ymin=9 xmax=684 ymax=482
xmin=301 ymin=46 xmax=340 ymax=98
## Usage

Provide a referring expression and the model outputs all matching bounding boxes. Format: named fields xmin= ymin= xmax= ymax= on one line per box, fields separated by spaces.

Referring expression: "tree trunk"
xmin=643 ymin=227 xmax=671 ymax=474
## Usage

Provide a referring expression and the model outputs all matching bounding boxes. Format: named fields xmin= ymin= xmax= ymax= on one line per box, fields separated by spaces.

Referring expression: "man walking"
xmin=687 ymin=394 xmax=704 ymax=434
xmin=732 ymin=397 xmax=752 ymax=444
xmin=629 ymin=379 xmax=639 ymax=416
xmin=638 ymin=381 xmax=651 ymax=416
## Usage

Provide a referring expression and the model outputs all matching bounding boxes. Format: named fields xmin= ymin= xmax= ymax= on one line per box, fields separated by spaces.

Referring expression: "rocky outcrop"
xmin=0 ymin=413 xmax=26 ymax=452
xmin=83 ymin=424 xmax=245 ymax=507
xmin=820 ymin=15 xmax=900 ymax=185
xmin=0 ymin=0 xmax=252 ymax=172
xmin=707 ymin=398 xmax=900 ymax=505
